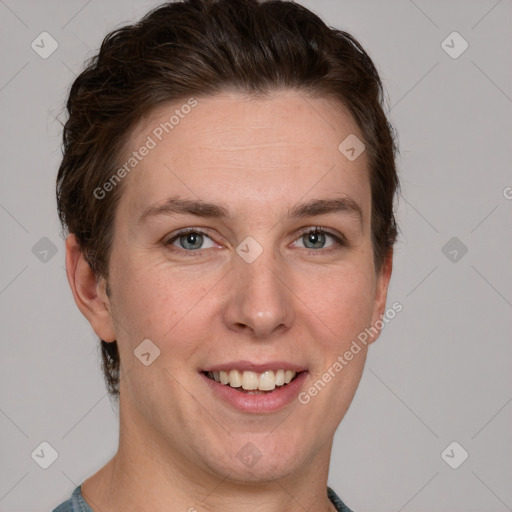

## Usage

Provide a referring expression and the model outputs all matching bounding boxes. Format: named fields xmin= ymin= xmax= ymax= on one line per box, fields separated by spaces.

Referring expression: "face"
xmin=84 ymin=90 xmax=391 ymax=484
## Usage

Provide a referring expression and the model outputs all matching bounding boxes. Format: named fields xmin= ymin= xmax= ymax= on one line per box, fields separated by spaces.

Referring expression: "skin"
xmin=66 ymin=90 xmax=393 ymax=512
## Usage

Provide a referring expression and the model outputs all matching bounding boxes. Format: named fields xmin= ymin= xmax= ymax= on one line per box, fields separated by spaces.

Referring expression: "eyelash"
xmin=164 ymin=226 xmax=347 ymax=256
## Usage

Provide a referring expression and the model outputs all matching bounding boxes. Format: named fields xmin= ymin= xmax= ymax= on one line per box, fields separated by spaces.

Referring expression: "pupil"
xmin=182 ymin=232 xmax=202 ymax=249
xmin=307 ymin=231 xmax=324 ymax=249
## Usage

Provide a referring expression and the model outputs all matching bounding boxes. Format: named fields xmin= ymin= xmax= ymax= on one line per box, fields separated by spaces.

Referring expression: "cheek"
xmin=299 ymin=264 xmax=376 ymax=342
xmin=110 ymin=235 xmax=377 ymax=351
xmin=109 ymin=256 xmax=189 ymax=342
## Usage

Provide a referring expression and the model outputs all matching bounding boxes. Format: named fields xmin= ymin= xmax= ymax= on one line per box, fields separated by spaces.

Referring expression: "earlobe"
xmin=65 ymin=233 xmax=116 ymax=342
xmin=368 ymin=248 xmax=394 ymax=345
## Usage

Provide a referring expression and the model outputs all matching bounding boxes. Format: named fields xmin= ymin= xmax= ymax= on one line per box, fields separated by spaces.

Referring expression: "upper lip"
xmin=202 ymin=360 xmax=307 ymax=373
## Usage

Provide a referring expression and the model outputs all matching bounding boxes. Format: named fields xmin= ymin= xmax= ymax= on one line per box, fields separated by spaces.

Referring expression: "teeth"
xmin=259 ymin=370 xmax=276 ymax=391
xmin=241 ymin=371 xmax=259 ymax=390
xmin=206 ymin=369 xmax=298 ymax=391
xmin=228 ymin=369 xmax=242 ymax=387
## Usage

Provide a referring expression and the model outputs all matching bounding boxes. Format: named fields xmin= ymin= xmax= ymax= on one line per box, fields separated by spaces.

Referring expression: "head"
xmin=58 ymin=0 xmax=399 ymax=484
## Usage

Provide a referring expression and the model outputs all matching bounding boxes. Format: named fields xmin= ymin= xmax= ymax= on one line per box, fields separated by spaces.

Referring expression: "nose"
xmin=222 ymin=247 xmax=294 ymax=339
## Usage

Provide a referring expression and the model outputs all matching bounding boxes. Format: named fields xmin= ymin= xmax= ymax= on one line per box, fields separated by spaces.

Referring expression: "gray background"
xmin=0 ymin=1 xmax=511 ymax=511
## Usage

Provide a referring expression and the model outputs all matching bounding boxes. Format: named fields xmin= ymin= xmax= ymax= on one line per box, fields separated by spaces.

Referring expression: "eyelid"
xmin=294 ymin=226 xmax=348 ymax=252
xmin=164 ymin=227 xmax=217 ymax=251
xmin=164 ymin=225 xmax=347 ymax=255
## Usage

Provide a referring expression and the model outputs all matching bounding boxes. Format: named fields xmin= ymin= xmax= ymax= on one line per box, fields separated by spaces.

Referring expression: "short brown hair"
xmin=56 ymin=0 xmax=400 ymax=399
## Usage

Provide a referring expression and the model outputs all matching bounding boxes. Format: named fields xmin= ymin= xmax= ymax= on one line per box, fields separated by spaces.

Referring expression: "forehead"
xmin=116 ymin=91 xmax=371 ymax=223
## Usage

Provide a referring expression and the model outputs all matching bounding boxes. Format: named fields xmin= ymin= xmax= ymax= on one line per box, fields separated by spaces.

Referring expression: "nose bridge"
xmin=223 ymin=239 xmax=293 ymax=337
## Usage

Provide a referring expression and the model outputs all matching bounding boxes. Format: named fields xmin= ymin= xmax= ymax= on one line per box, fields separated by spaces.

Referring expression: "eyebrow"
xmin=137 ymin=196 xmax=363 ymax=225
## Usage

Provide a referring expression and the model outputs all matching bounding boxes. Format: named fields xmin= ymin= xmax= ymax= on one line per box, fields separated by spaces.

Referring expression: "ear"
xmin=367 ymin=248 xmax=393 ymax=345
xmin=65 ymin=233 xmax=116 ymax=342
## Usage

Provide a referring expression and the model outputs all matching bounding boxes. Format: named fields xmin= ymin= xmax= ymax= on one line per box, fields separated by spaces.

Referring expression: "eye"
xmin=164 ymin=226 xmax=346 ymax=256
xmin=165 ymin=228 xmax=217 ymax=254
xmin=293 ymin=227 xmax=346 ymax=253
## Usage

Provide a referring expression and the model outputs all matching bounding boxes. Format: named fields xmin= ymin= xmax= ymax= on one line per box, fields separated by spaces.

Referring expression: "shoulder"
xmin=51 ymin=485 xmax=91 ymax=512
xmin=327 ymin=486 xmax=355 ymax=512
xmin=52 ymin=484 xmax=349 ymax=512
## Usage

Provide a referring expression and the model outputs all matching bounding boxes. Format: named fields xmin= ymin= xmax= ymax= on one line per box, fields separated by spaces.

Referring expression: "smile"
xmin=204 ymin=369 xmax=300 ymax=393
xmin=200 ymin=361 xmax=308 ymax=412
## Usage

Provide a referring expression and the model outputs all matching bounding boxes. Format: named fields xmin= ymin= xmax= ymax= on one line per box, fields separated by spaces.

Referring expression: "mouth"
xmin=200 ymin=363 xmax=309 ymax=413
xmin=202 ymin=369 xmax=303 ymax=394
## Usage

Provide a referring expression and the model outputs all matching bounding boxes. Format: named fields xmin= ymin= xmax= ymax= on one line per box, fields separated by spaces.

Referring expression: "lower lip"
xmin=200 ymin=371 xmax=308 ymax=413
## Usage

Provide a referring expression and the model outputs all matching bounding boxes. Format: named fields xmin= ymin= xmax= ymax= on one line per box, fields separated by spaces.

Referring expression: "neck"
xmin=81 ymin=397 xmax=337 ymax=512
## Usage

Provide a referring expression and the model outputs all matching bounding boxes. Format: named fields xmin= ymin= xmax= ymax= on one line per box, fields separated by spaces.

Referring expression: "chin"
xmin=204 ymin=434 xmax=306 ymax=483
xmin=214 ymin=457 xmax=300 ymax=485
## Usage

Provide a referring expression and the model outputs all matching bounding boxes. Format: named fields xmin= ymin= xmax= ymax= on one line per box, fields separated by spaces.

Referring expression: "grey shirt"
xmin=52 ymin=484 xmax=354 ymax=511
